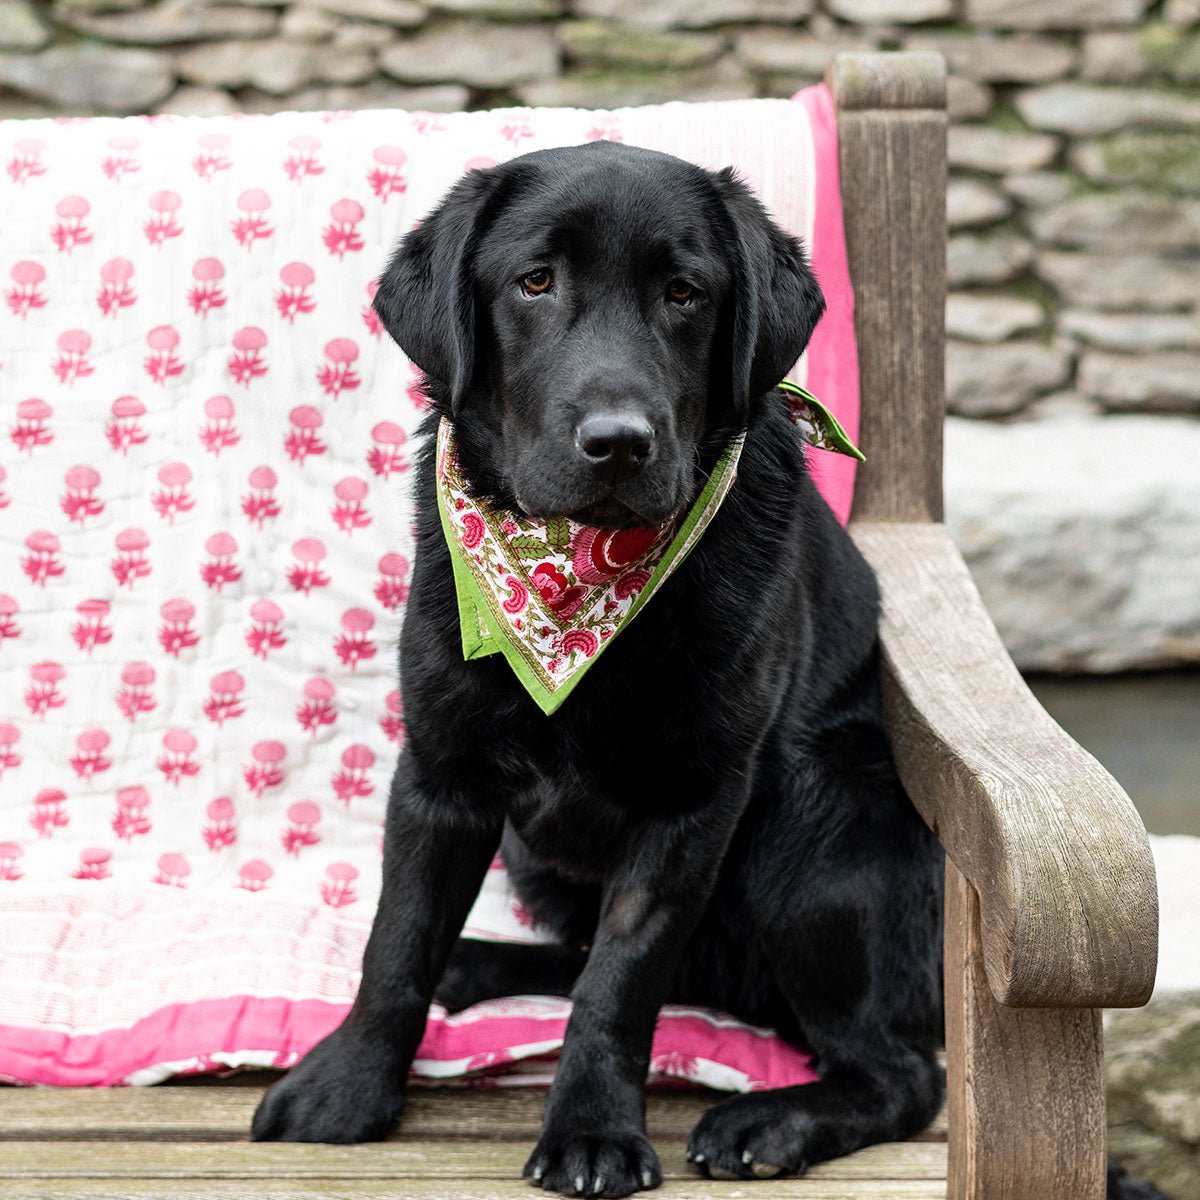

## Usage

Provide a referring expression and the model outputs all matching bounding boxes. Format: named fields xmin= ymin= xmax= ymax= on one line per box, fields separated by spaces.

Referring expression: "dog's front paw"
xmin=523 ymin=1128 xmax=661 ymax=1198
xmin=251 ymin=1025 xmax=406 ymax=1144
xmin=686 ymin=1091 xmax=810 ymax=1181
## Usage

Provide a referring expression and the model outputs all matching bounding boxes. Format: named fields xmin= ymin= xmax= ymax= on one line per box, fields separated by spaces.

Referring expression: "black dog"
xmin=252 ymin=141 xmax=945 ymax=1196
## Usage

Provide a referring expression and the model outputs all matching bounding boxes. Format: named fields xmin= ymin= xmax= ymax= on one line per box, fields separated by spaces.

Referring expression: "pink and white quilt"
xmin=0 ymin=88 xmax=858 ymax=1089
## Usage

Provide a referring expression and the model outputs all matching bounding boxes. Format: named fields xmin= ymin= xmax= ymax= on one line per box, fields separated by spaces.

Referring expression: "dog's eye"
xmin=667 ymin=280 xmax=695 ymax=306
xmin=520 ymin=269 xmax=554 ymax=297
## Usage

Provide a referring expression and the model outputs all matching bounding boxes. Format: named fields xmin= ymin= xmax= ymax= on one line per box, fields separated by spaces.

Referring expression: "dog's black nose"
xmin=575 ymin=413 xmax=655 ymax=473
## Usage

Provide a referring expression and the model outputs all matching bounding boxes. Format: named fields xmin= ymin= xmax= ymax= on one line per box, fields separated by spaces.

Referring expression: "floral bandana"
xmin=436 ymin=383 xmax=863 ymax=715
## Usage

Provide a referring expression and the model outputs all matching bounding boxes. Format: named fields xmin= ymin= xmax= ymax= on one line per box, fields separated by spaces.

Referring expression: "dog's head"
xmin=375 ymin=141 xmax=824 ymax=528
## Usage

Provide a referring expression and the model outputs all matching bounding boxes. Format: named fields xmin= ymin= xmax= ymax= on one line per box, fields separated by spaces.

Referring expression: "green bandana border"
xmin=438 ymin=426 xmax=745 ymax=717
xmin=777 ymin=380 xmax=866 ymax=463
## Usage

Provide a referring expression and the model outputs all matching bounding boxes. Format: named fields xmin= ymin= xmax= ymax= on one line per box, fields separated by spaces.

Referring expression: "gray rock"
xmin=945 ymin=415 xmax=1200 ymax=671
xmin=1078 ymin=350 xmax=1200 ymax=411
xmin=1082 ymin=27 xmax=1200 ymax=83
xmin=0 ymin=0 xmax=47 ymax=50
xmin=946 ymin=292 xmax=1043 ymax=342
xmin=1016 ymin=83 xmax=1200 ymax=135
xmin=1028 ymin=190 xmax=1200 ymax=250
xmin=157 ymin=84 xmax=238 ymax=115
xmin=312 ymin=0 xmax=426 ymax=23
xmin=1072 ymin=133 xmax=1200 ymax=195
xmin=1037 ymin=251 xmax=1200 ymax=311
xmin=561 ymin=20 xmax=726 ymax=69
xmin=280 ymin=5 xmax=341 ymax=41
xmin=58 ymin=0 xmax=278 ymax=43
xmin=177 ymin=38 xmax=374 ymax=94
xmin=247 ymin=81 xmax=471 ymax=111
xmin=574 ymin=0 xmax=807 ymax=31
xmin=332 ymin=21 xmax=396 ymax=47
xmin=1022 ymin=389 xmax=1101 ymax=418
xmin=52 ymin=0 xmax=143 ymax=12
xmin=1165 ymin=0 xmax=1200 ymax=21
xmin=948 ymin=124 xmax=1059 ymax=174
xmin=735 ymin=29 xmax=877 ymax=77
xmin=965 ymin=0 xmax=1151 ymax=31
xmin=905 ymin=31 xmax=1076 ymax=82
xmin=946 ymin=75 xmax=993 ymax=120
xmin=947 ymin=231 xmax=1035 ymax=286
xmin=946 ymin=339 xmax=1072 ymax=415
xmin=1108 ymin=975 xmax=1200 ymax=1200
xmin=379 ymin=21 xmax=558 ymax=87
xmin=947 ymin=178 xmax=1012 ymax=228
xmin=825 ymin=0 xmax=951 ymax=21
xmin=1061 ymin=310 xmax=1200 ymax=352
xmin=427 ymin=0 xmax=559 ymax=14
xmin=1002 ymin=170 xmax=1073 ymax=208
xmin=0 ymin=44 xmax=176 ymax=112
xmin=517 ymin=58 xmax=754 ymax=106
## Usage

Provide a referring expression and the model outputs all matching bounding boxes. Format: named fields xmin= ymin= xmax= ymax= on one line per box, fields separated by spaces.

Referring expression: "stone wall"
xmin=3 ymin=0 xmax=1199 ymax=670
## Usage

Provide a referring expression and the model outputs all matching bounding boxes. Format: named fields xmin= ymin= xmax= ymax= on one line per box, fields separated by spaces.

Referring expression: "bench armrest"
xmin=853 ymin=522 xmax=1158 ymax=1010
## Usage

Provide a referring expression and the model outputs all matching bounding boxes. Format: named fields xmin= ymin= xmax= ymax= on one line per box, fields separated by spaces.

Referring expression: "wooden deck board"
xmin=0 ymin=1139 xmax=948 ymax=1180
xmin=0 ymin=1086 xmax=948 ymax=1143
xmin=6 ymin=1181 xmax=949 ymax=1200
xmin=0 ymin=1084 xmax=948 ymax=1199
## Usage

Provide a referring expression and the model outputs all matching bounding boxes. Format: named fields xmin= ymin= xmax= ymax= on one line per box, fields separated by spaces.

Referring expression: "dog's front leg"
xmin=252 ymin=754 xmax=501 ymax=1144
xmin=525 ymin=799 xmax=743 ymax=1198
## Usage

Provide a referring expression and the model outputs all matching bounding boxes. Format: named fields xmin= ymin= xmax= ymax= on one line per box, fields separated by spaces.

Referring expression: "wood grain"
xmin=0 ymin=1181 xmax=950 ymax=1200
xmin=0 ymin=1085 xmax=947 ymax=1145
xmin=945 ymin=862 xmax=1105 ymax=1200
xmin=826 ymin=52 xmax=946 ymax=525
xmin=827 ymin=51 xmax=947 ymax=112
xmin=0 ymin=1139 xmax=947 ymax=1180
xmin=853 ymin=521 xmax=1158 ymax=1010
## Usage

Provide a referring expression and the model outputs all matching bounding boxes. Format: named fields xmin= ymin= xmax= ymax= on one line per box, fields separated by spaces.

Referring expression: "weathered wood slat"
xmin=945 ymin=862 xmax=1105 ymax=1200
xmin=0 ymin=1179 xmax=950 ymax=1200
xmin=0 ymin=1086 xmax=563 ymax=1143
xmin=0 ymin=1138 xmax=947 ymax=1180
xmin=826 ymin=52 xmax=947 ymax=526
xmin=0 ymin=1086 xmax=947 ymax=1144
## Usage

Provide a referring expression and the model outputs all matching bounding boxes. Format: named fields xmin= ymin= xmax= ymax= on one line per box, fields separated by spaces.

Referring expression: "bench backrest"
xmin=830 ymin=53 xmax=947 ymax=525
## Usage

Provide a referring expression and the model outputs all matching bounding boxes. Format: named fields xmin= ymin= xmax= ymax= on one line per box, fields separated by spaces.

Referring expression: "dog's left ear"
xmin=372 ymin=166 xmax=503 ymax=414
xmin=711 ymin=167 xmax=826 ymax=423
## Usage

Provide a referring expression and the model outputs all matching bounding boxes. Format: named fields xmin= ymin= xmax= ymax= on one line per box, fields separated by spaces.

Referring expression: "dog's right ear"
xmin=373 ymin=166 xmax=502 ymax=414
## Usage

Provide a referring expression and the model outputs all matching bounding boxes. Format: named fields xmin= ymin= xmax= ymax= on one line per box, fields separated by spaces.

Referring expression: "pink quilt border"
xmin=795 ymin=83 xmax=860 ymax=527
xmin=0 ymin=997 xmax=817 ymax=1090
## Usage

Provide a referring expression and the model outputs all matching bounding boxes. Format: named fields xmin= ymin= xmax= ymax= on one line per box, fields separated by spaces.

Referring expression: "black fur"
xmin=252 ymin=141 xmax=945 ymax=1197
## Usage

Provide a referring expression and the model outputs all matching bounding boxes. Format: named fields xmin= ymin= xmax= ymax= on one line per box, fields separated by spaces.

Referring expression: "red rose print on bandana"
xmin=531 ymin=564 xmax=587 ymax=620
xmin=460 ymin=512 xmax=485 ymax=550
xmin=572 ymin=526 xmax=660 ymax=585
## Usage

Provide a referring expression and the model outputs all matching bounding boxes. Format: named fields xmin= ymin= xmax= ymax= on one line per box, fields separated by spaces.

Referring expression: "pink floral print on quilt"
xmin=0 ymin=88 xmax=856 ymax=1088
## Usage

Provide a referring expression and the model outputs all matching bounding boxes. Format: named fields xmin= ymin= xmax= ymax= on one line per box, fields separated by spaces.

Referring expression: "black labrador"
xmin=251 ymin=141 xmax=945 ymax=1196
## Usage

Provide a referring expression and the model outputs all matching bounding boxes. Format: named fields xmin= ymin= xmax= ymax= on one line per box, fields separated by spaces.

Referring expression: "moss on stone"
xmin=1136 ymin=23 xmax=1186 ymax=67
xmin=558 ymin=20 xmax=726 ymax=70
xmin=518 ymin=58 xmax=753 ymax=107
xmin=985 ymin=103 xmax=1030 ymax=134
xmin=1123 ymin=25 xmax=1200 ymax=84
xmin=1094 ymin=133 xmax=1200 ymax=194
xmin=1001 ymin=274 xmax=1057 ymax=315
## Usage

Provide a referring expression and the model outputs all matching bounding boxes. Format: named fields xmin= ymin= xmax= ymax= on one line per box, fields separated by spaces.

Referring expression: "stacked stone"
xmin=3 ymin=1 xmax=1197 ymax=419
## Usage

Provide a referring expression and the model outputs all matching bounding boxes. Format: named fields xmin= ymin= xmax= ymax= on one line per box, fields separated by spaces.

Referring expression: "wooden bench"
xmin=0 ymin=50 xmax=1158 ymax=1200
